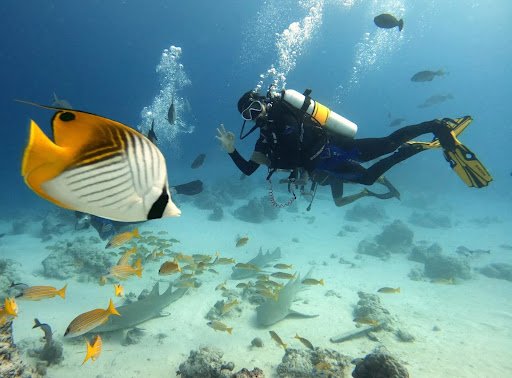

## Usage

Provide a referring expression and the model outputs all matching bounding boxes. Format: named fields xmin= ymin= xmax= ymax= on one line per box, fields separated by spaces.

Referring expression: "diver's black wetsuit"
xmin=229 ymin=99 xmax=441 ymax=193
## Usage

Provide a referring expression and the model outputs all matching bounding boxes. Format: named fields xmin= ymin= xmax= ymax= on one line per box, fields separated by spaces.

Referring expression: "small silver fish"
xmin=33 ymin=318 xmax=53 ymax=344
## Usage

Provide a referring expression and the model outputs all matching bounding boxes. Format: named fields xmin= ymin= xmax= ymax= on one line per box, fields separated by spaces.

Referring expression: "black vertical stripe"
xmin=147 ymin=185 xmax=169 ymax=219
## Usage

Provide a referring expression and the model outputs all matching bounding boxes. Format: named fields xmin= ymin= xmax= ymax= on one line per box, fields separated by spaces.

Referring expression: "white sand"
xmin=2 ymin=186 xmax=512 ymax=377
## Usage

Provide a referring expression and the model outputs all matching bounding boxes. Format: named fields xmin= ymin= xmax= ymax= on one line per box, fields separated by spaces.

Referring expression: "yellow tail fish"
xmin=19 ymin=284 xmax=67 ymax=300
xmin=82 ymin=335 xmax=102 ymax=365
xmin=20 ymin=103 xmax=181 ymax=222
xmin=106 ymin=229 xmax=140 ymax=249
xmin=64 ymin=299 xmax=120 ymax=337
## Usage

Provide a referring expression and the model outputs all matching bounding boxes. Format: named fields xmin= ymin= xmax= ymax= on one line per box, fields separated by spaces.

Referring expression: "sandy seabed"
xmin=1 ymin=186 xmax=511 ymax=378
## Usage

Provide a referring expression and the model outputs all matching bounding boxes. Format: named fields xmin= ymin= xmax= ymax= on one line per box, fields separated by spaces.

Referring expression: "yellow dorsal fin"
xmin=21 ymin=120 xmax=72 ymax=208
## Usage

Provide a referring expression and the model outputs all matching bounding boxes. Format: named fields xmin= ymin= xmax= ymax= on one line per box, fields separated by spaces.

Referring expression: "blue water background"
xmin=1 ymin=0 xmax=511 ymax=214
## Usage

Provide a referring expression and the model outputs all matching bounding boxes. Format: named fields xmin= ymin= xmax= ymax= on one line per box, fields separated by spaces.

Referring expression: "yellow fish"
xmin=65 ymin=299 xmax=120 ymax=337
xmin=302 ymin=278 xmax=324 ymax=286
xmin=108 ymin=258 xmax=142 ymax=280
xmin=19 ymin=284 xmax=67 ymax=301
xmin=269 ymin=330 xmax=287 ymax=349
xmin=117 ymin=246 xmax=137 ymax=266
xmin=274 ymin=264 xmax=293 ymax=269
xmin=213 ymin=257 xmax=236 ymax=265
xmin=215 ymin=281 xmax=227 ymax=291
xmin=236 ymin=236 xmax=249 ymax=247
xmin=430 ymin=277 xmax=455 ymax=285
xmin=353 ymin=317 xmax=380 ymax=326
xmin=175 ymin=253 xmax=194 ymax=262
xmin=114 ymin=284 xmax=124 ymax=297
xmin=271 ymin=272 xmax=296 ymax=280
xmin=207 ymin=320 xmax=233 ymax=334
xmin=255 ymin=288 xmax=279 ymax=301
xmin=294 ymin=334 xmax=314 ymax=350
xmin=158 ymin=260 xmax=181 ymax=276
xmin=82 ymin=335 xmax=102 ymax=365
xmin=174 ymin=279 xmax=200 ymax=288
xmin=19 ymin=104 xmax=181 ymax=222
xmin=221 ymin=299 xmax=239 ymax=315
xmin=234 ymin=263 xmax=260 ymax=271
xmin=377 ymin=287 xmax=400 ymax=293
xmin=0 ymin=298 xmax=18 ymax=325
xmin=106 ymin=228 xmax=140 ymax=249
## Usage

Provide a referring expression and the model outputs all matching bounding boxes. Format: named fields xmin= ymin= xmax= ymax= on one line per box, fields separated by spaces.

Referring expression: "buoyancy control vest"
xmin=261 ymin=94 xmax=327 ymax=172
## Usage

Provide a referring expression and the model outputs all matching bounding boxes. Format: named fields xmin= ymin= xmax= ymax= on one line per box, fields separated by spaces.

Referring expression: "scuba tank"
xmin=280 ymin=89 xmax=358 ymax=138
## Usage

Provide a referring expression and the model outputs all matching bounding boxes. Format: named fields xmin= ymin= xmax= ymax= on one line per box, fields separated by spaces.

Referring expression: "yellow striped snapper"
xmin=108 ymin=258 xmax=143 ymax=280
xmin=20 ymin=104 xmax=181 ymax=222
xmin=117 ymin=246 xmax=137 ymax=266
xmin=220 ymin=299 xmax=239 ymax=315
xmin=64 ymin=299 xmax=120 ymax=337
xmin=269 ymin=330 xmax=287 ymax=349
xmin=207 ymin=320 xmax=233 ymax=334
xmin=294 ymin=334 xmax=314 ymax=350
xmin=18 ymin=284 xmax=67 ymax=301
xmin=106 ymin=229 xmax=140 ymax=249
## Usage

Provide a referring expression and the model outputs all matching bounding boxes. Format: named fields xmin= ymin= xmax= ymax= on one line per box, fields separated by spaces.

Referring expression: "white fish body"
xmin=22 ymin=106 xmax=181 ymax=222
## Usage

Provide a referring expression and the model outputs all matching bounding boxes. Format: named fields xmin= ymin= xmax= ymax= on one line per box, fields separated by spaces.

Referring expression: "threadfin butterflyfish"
xmin=20 ymin=102 xmax=181 ymax=222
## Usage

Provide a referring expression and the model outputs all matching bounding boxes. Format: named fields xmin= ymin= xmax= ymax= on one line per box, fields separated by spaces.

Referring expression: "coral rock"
xmin=277 ymin=347 xmax=351 ymax=377
xmin=177 ymin=346 xmax=234 ymax=378
xmin=0 ymin=319 xmax=37 ymax=378
xmin=352 ymin=349 xmax=409 ymax=378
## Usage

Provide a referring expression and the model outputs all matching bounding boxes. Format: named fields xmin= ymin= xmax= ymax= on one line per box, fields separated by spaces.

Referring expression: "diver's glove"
xmin=215 ymin=123 xmax=235 ymax=153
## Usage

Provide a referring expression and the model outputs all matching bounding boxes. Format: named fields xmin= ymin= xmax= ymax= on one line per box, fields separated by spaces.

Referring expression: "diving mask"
xmin=241 ymin=100 xmax=263 ymax=121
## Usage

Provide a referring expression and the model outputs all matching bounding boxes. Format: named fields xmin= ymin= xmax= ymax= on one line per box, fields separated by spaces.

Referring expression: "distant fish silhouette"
xmin=147 ymin=119 xmax=158 ymax=145
xmin=191 ymin=153 xmax=206 ymax=169
xmin=374 ymin=14 xmax=404 ymax=31
xmin=411 ymin=69 xmax=445 ymax=82
xmin=51 ymin=92 xmax=72 ymax=109
xmin=388 ymin=118 xmax=406 ymax=128
xmin=167 ymin=97 xmax=176 ymax=125
xmin=418 ymin=94 xmax=454 ymax=108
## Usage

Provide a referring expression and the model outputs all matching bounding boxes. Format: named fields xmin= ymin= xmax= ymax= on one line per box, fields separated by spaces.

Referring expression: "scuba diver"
xmin=216 ymin=88 xmax=492 ymax=208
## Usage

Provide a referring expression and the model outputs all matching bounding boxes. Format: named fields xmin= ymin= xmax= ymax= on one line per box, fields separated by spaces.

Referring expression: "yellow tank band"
xmin=312 ymin=102 xmax=330 ymax=126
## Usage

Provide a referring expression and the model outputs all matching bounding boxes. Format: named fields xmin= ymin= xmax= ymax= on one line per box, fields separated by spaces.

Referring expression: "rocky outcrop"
xmin=0 ymin=319 xmax=36 ymax=378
